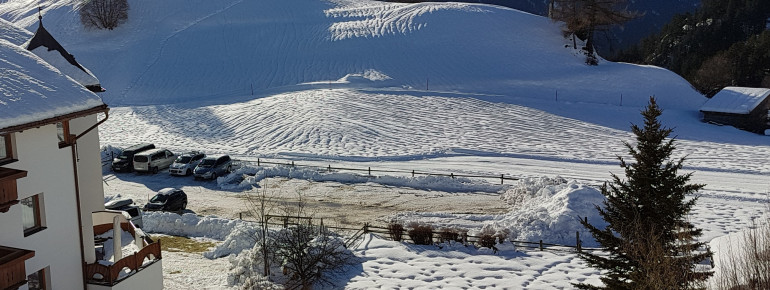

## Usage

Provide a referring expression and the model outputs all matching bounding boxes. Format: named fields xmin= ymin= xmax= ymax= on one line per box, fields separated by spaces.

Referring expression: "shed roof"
xmin=0 ymin=34 xmax=105 ymax=131
xmin=700 ymin=87 xmax=770 ymax=114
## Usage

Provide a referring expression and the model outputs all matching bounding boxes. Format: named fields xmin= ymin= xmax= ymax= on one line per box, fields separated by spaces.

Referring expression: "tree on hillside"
xmin=79 ymin=0 xmax=129 ymax=30
xmin=549 ymin=0 xmax=637 ymax=65
xmin=576 ymin=97 xmax=712 ymax=289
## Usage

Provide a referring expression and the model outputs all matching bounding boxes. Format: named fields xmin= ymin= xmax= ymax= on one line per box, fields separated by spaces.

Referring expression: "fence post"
xmin=412 ymin=170 xmax=415 ymax=177
xmin=328 ymin=165 xmax=331 ymax=172
xmin=291 ymin=161 xmax=294 ymax=167
xmin=283 ymin=217 xmax=288 ymax=228
xmin=364 ymin=222 xmax=369 ymax=233
xmin=576 ymin=231 xmax=581 ymax=253
xmin=501 ymin=174 xmax=504 ymax=185
xmin=368 ymin=167 xmax=371 ymax=176
xmin=239 ymin=212 xmax=242 ymax=220
xmin=257 ymin=158 xmax=260 ymax=166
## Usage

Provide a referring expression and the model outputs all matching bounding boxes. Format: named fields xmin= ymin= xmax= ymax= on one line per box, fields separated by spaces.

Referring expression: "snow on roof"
xmin=0 ymin=18 xmax=32 ymax=45
xmin=24 ymin=19 xmax=103 ymax=92
xmin=0 ymin=36 xmax=105 ymax=131
xmin=157 ymin=188 xmax=182 ymax=195
xmin=700 ymin=87 xmax=770 ymax=114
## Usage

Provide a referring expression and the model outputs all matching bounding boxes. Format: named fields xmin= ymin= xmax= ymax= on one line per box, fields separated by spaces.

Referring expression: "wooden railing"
xmin=0 ymin=167 xmax=27 ymax=213
xmin=84 ymin=240 xmax=162 ymax=286
xmin=0 ymin=246 xmax=35 ymax=289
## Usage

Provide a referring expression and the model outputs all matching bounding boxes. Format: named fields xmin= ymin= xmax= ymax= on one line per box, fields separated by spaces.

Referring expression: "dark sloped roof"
xmin=25 ymin=19 xmax=104 ymax=92
xmin=26 ymin=20 xmax=89 ymax=74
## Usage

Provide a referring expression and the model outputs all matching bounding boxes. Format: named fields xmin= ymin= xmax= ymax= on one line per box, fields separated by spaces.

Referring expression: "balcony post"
xmin=113 ymin=215 xmax=122 ymax=261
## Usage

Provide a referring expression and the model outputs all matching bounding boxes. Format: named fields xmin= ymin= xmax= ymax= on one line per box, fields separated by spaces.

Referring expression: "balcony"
xmin=0 ymin=167 xmax=27 ymax=213
xmin=84 ymin=211 xmax=163 ymax=290
xmin=0 ymin=246 xmax=35 ymax=289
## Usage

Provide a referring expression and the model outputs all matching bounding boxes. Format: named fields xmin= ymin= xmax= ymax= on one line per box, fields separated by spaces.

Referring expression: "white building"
xmin=0 ymin=19 xmax=162 ymax=290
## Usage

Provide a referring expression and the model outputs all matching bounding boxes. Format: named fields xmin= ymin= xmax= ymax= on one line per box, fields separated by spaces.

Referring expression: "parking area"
xmin=102 ymin=169 xmax=510 ymax=228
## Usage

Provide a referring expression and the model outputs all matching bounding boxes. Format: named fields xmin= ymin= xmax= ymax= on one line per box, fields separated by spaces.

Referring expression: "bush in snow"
xmin=79 ymin=0 xmax=129 ymax=30
xmin=387 ymin=222 xmax=404 ymax=242
xmin=711 ymin=215 xmax=770 ymax=290
xmin=272 ymin=225 xmax=353 ymax=289
xmin=407 ymin=222 xmax=434 ymax=245
xmin=437 ymin=227 xmax=463 ymax=245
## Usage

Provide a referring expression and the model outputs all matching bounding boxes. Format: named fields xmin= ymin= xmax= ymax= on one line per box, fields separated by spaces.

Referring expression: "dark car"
xmin=143 ymin=188 xmax=188 ymax=212
xmin=193 ymin=155 xmax=232 ymax=180
xmin=112 ymin=143 xmax=155 ymax=172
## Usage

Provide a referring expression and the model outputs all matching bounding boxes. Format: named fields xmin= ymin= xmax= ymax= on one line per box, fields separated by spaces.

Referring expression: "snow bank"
xmin=142 ymin=212 xmax=246 ymax=241
xmin=387 ymin=177 xmax=607 ymax=247
xmin=488 ymin=177 xmax=607 ymax=247
xmin=141 ymin=211 xmax=264 ymax=259
xmin=220 ymin=165 xmax=506 ymax=193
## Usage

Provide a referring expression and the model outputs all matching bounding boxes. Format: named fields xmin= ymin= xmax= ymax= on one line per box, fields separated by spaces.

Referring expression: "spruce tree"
xmin=577 ymin=97 xmax=712 ymax=289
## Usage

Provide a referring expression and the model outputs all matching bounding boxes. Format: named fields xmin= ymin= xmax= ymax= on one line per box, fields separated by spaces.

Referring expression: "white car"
xmin=169 ymin=152 xmax=206 ymax=176
xmin=133 ymin=148 xmax=176 ymax=174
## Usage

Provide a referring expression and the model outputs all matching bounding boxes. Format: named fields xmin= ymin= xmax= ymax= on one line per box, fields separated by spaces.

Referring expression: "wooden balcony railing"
xmin=0 ymin=167 xmax=27 ymax=213
xmin=83 ymin=240 xmax=162 ymax=286
xmin=0 ymin=246 xmax=35 ymax=289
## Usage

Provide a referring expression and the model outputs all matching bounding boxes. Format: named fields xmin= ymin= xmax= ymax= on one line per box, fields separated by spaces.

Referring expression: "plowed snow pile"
xmin=492 ymin=177 xmax=607 ymax=246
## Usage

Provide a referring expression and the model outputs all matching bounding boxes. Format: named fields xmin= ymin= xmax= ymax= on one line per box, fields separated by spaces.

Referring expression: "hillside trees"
xmin=576 ymin=97 xmax=712 ymax=289
xmin=79 ymin=0 xmax=128 ymax=30
xmin=617 ymin=0 xmax=770 ymax=96
xmin=549 ymin=0 xmax=637 ymax=65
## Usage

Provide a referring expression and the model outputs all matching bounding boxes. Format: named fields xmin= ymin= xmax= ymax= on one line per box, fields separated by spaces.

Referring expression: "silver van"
xmin=133 ymin=148 xmax=176 ymax=174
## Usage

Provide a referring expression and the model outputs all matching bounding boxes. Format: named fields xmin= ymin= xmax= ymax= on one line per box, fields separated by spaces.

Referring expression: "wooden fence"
xmin=241 ymin=214 xmax=601 ymax=253
xmin=240 ymin=158 xmax=519 ymax=185
xmin=102 ymin=152 xmax=518 ymax=185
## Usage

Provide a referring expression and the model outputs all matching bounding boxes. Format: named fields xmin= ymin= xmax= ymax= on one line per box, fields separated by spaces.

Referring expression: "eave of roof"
xmin=0 ymin=104 xmax=108 ymax=134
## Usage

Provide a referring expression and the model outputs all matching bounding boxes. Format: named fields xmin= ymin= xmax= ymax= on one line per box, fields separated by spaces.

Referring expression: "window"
xmin=0 ymin=133 xmax=13 ymax=163
xmin=21 ymin=194 xmax=45 ymax=236
xmin=56 ymin=121 xmax=71 ymax=148
xmin=27 ymin=267 xmax=49 ymax=290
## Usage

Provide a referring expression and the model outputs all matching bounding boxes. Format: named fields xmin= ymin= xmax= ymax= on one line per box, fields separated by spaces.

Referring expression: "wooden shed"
xmin=700 ymin=87 xmax=770 ymax=135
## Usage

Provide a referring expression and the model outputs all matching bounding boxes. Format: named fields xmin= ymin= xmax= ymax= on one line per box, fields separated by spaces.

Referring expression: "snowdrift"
xmin=0 ymin=0 xmax=703 ymax=109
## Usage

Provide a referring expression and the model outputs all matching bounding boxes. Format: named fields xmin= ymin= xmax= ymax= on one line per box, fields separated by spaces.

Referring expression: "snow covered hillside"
xmin=1 ymin=0 xmax=702 ymax=109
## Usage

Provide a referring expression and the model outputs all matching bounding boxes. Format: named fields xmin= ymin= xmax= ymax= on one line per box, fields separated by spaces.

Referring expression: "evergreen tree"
xmin=576 ymin=97 xmax=712 ymax=289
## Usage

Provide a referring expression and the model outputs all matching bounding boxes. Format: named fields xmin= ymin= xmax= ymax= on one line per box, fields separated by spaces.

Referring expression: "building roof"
xmin=0 ymin=35 xmax=105 ymax=132
xmin=0 ymin=18 xmax=33 ymax=46
xmin=700 ymin=87 xmax=770 ymax=114
xmin=24 ymin=18 xmax=104 ymax=92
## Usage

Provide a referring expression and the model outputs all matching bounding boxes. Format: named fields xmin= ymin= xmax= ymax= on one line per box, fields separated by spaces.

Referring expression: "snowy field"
xmin=2 ymin=0 xmax=770 ymax=288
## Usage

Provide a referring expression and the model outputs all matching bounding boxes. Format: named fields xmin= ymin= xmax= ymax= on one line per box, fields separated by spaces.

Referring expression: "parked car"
xmin=143 ymin=188 xmax=188 ymax=212
xmin=169 ymin=152 xmax=206 ymax=176
xmin=111 ymin=143 xmax=155 ymax=172
xmin=193 ymin=155 xmax=233 ymax=180
xmin=104 ymin=198 xmax=144 ymax=228
xmin=133 ymin=148 xmax=176 ymax=174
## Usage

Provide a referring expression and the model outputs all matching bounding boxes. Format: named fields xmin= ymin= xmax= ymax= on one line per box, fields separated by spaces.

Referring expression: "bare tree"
xmin=272 ymin=193 xmax=353 ymax=290
xmin=244 ymin=180 xmax=277 ymax=277
xmin=550 ymin=0 xmax=638 ymax=65
xmin=79 ymin=0 xmax=129 ymax=30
